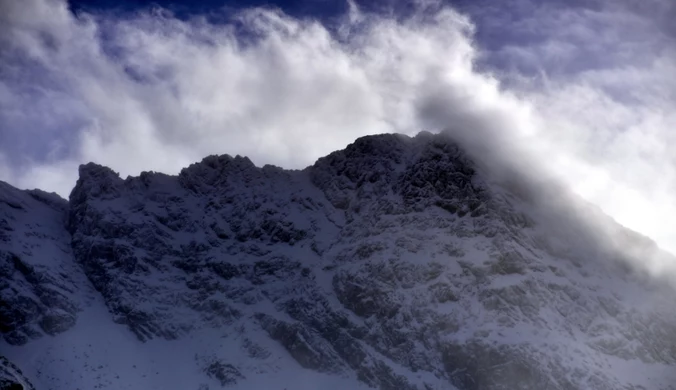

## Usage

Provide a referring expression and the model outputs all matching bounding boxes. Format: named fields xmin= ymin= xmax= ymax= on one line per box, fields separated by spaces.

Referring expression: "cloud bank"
xmin=0 ymin=0 xmax=674 ymax=266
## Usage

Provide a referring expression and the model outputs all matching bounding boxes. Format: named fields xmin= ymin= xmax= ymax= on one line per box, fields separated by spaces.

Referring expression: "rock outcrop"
xmin=1 ymin=132 xmax=675 ymax=389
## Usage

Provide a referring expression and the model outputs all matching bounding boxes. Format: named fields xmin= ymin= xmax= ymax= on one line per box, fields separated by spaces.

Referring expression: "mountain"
xmin=1 ymin=132 xmax=675 ymax=390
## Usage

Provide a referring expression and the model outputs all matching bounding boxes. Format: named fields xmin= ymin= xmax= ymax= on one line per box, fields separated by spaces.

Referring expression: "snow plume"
xmin=1 ymin=0 xmax=675 ymax=275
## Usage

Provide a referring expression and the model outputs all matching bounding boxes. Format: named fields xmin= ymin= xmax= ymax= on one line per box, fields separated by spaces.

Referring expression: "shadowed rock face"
xmin=0 ymin=184 xmax=79 ymax=346
xmin=2 ymin=132 xmax=676 ymax=389
xmin=1 ymin=356 xmax=35 ymax=390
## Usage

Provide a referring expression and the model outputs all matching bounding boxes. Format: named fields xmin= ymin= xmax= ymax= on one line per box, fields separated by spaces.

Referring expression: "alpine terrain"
xmin=1 ymin=131 xmax=675 ymax=390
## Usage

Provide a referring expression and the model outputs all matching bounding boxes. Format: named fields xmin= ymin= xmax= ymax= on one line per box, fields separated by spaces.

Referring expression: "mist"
xmin=0 ymin=0 xmax=674 ymax=278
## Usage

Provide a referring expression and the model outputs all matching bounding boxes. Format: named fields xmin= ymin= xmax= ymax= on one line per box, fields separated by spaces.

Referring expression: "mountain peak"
xmin=3 ymin=132 xmax=676 ymax=390
xmin=68 ymin=162 xmax=123 ymax=203
xmin=77 ymin=162 xmax=120 ymax=181
xmin=177 ymin=154 xmax=259 ymax=194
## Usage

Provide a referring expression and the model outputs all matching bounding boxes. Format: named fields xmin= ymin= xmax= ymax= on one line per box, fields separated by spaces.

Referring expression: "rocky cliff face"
xmin=0 ymin=183 xmax=81 ymax=346
xmin=1 ymin=132 xmax=675 ymax=390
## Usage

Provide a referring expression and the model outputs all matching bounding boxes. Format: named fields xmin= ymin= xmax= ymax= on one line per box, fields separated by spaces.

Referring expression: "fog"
xmin=0 ymin=0 xmax=674 ymax=276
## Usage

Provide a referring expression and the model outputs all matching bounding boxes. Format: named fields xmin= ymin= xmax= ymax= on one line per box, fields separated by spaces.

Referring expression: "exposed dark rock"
xmin=205 ymin=361 xmax=244 ymax=386
xmin=2 ymin=132 xmax=675 ymax=389
xmin=38 ymin=311 xmax=76 ymax=335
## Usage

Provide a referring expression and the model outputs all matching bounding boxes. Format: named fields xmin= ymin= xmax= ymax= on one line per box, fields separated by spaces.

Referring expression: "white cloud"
xmin=0 ymin=0 xmax=674 ymax=273
xmin=0 ymin=0 xmax=478 ymax=195
xmin=497 ymin=5 xmax=676 ymax=260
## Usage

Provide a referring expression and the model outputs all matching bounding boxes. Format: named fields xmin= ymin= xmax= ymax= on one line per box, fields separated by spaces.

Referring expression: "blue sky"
xmin=1 ymin=0 xmax=675 ymax=263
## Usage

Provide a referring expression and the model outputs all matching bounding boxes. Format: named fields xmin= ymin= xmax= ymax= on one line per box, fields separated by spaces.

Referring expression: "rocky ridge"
xmin=1 ymin=132 xmax=675 ymax=389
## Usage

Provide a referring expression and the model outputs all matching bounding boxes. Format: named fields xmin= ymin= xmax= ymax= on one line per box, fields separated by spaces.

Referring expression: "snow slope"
xmin=1 ymin=132 xmax=676 ymax=389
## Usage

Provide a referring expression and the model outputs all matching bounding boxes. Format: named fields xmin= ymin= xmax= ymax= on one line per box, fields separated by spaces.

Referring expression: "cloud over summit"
xmin=0 ymin=0 xmax=675 ymax=261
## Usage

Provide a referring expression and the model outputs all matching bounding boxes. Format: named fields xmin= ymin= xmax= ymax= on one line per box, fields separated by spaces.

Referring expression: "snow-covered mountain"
xmin=1 ymin=132 xmax=675 ymax=390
